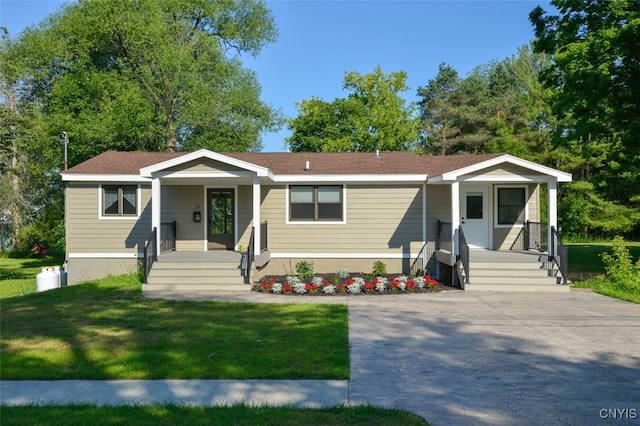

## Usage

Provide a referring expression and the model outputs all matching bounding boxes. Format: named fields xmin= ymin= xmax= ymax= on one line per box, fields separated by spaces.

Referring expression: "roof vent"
xmin=304 ymin=160 xmax=310 ymax=171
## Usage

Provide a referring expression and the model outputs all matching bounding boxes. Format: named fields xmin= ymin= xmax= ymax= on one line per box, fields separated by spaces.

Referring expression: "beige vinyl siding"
xmin=65 ymin=183 xmax=151 ymax=253
xmin=480 ymin=164 xmax=546 ymax=177
xmin=260 ymin=184 xmax=424 ymax=255
xmin=161 ymin=185 xmax=204 ymax=250
xmin=164 ymin=158 xmax=244 ymax=173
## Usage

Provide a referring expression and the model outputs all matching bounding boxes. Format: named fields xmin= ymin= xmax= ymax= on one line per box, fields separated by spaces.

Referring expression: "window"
xmin=290 ymin=185 xmax=343 ymax=221
xmin=103 ymin=185 xmax=137 ymax=216
xmin=497 ymin=187 xmax=525 ymax=225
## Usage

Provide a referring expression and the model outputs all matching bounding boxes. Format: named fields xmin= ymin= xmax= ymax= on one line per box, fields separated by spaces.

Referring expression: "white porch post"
xmin=151 ymin=176 xmax=161 ymax=257
xmin=451 ymin=181 xmax=460 ymax=258
xmin=252 ymin=176 xmax=261 ymax=257
xmin=548 ymin=179 xmax=558 ymax=257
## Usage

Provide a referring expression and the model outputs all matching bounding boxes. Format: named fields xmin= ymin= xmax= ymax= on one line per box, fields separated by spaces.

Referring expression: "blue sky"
xmin=1 ymin=0 xmax=550 ymax=152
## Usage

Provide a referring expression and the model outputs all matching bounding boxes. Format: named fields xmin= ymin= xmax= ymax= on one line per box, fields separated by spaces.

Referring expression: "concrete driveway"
xmin=346 ymin=290 xmax=640 ymax=425
xmin=145 ymin=288 xmax=640 ymax=425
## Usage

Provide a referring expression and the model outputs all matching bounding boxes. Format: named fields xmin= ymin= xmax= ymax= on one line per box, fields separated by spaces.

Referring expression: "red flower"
xmin=283 ymin=283 xmax=293 ymax=293
xmin=345 ymin=278 xmax=356 ymax=285
xmin=406 ymin=279 xmax=416 ymax=290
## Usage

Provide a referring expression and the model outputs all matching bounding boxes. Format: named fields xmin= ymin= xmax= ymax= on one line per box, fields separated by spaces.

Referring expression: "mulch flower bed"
xmin=252 ymin=273 xmax=452 ymax=296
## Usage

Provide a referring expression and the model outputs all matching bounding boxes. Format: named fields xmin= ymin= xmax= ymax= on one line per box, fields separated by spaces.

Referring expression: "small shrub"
xmin=372 ymin=260 xmax=387 ymax=276
xmin=296 ymin=260 xmax=314 ymax=280
xmin=600 ymin=236 xmax=640 ymax=292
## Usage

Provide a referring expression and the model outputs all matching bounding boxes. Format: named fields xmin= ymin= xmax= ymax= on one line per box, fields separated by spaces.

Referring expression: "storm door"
xmin=207 ymin=189 xmax=234 ymax=250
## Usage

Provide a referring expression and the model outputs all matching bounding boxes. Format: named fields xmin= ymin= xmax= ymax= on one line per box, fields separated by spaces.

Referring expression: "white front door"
xmin=461 ymin=187 xmax=489 ymax=248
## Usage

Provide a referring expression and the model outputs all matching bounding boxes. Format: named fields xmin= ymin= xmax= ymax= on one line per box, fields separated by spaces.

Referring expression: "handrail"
xmin=551 ymin=226 xmax=568 ymax=285
xmin=241 ymin=226 xmax=255 ymax=284
xmin=458 ymin=226 xmax=470 ymax=284
xmin=160 ymin=221 xmax=176 ymax=253
xmin=143 ymin=227 xmax=157 ymax=283
xmin=410 ymin=241 xmax=429 ymax=276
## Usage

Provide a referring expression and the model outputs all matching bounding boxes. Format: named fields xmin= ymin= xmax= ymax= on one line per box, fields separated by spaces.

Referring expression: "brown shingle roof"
xmin=64 ymin=150 xmax=504 ymax=177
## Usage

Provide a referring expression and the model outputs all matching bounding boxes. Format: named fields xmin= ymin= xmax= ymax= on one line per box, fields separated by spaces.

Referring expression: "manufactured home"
xmin=61 ymin=150 xmax=572 ymax=291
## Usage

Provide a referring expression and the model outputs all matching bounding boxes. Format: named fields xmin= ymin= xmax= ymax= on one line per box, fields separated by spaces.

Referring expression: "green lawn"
xmin=0 ymin=255 xmax=65 ymax=298
xmin=567 ymin=242 xmax=640 ymax=278
xmin=0 ymin=274 xmax=349 ymax=380
xmin=0 ymin=404 xmax=429 ymax=425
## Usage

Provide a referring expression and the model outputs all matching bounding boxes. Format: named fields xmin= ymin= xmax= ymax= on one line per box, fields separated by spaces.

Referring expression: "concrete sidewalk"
xmin=1 ymin=379 xmax=349 ymax=407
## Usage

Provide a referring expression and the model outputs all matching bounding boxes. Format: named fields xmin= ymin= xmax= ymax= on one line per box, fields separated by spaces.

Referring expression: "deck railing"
xmin=143 ymin=227 xmax=157 ymax=283
xmin=511 ymin=221 xmax=548 ymax=252
xmin=551 ymin=226 xmax=568 ymax=285
xmin=160 ymin=221 xmax=177 ymax=253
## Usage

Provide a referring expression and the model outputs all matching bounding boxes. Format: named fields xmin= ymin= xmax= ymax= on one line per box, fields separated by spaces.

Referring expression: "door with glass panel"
xmin=460 ymin=188 xmax=489 ymax=248
xmin=207 ymin=189 xmax=234 ymax=250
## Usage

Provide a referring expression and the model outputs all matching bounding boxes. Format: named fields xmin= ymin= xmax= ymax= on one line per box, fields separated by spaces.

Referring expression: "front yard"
xmin=0 ymin=273 xmax=349 ymax=380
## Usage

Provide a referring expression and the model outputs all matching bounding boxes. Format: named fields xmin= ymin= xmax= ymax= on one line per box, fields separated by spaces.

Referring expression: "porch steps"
xmin=144 ymin=253 xmax=250 ymax=291
xmin=463 ymin=252 xmax=569 ymax=292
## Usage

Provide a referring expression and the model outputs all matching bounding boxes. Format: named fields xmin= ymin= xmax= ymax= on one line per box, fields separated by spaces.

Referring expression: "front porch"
xmin=434 ymin=220 xmax=569 ymax=292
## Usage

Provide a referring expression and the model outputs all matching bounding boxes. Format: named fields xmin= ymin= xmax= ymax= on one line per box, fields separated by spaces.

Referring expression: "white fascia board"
xmin=458 ymin=174 xmax=553 ymax=183
xmin=139 ymin=149 xmax=270 ymax=178
xmin=154 ymin=170 xmax=256 ymax=179
xmin=272 ymin=174 xmax=428 ymax=183
xmin=62 ymin=174 xmax=150 ymax=183
xmin=433 ymin=154 xmax=572 ymax=183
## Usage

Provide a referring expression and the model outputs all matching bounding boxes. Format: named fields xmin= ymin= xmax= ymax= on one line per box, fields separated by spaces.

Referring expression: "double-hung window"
xmin=103 ymin=185 xmax=137 ymax=216
xmin=497 ymin=187 xmax=526 ymax=225
xmin=290 ymin=185 xmax=343 ymax=221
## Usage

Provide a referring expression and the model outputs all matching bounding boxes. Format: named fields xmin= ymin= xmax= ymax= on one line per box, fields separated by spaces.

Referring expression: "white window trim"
xmin=285 ymin=184 xmax=347 ymax=225
xmin=98 ymin=184 xmax=141 ymax=220
xmin=494 ymin=185 xmax=528 ymax=228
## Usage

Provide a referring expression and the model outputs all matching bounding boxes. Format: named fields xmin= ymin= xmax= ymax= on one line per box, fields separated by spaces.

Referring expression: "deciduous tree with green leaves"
xmin=530 ymin=0 xmax=640 ymax=237
xmin=11 ymin=0 xmax=280 ymax=164
xmin=287 ymin=66 xmax=419 ymax=152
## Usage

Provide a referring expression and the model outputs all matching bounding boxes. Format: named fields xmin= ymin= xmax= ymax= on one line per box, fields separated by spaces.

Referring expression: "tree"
xmin=530 ymin=0 xmax=640 ymax=219
xmin=11 ymin=0 xmax=280 ymax=165
xmin=417 ymin=47 xmax=555 ymax=159
xmin=287 ymin=66 xmax=419 ymax=152
xmin=1 ymin=28 xmax=60 ymax=252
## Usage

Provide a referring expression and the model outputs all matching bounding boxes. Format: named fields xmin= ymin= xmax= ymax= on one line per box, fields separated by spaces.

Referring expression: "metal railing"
xmin=143 ymin=227 xmax=157 ymax=283
xmin=241 ymin=227 xmax=255 ymax=284
xmin=160 ymin=221 xmax=176 ymax=253
xmin=410 ymin=241 xmax=429 ymax=276
xmin=511 ymin=221 xmax=548 ymax=252
xmin=551 ymin=226 xmax=568 ymax=285
xmin=457 ymin=226 xmax=470 ymax=285
xmin=436 ymin=220 xmax=452 ymax=252
xmin=241 ymin=221 xmax=268 ymax=284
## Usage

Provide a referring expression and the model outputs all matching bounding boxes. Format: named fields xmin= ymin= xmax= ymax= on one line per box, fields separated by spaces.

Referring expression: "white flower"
xmin=336 ymin=268 xmax=350 ymax=279
xmin=374 ymin=276 xmax=388 ymax=292
xmin=312 ymin=276 xmax=324 ymax=286
xmin=292 ymin=281 xmax=307 ymax=294
xmin=270 ymin=283 xmax=283 ymax=293
xmin=414 ymin=276 xmax=426 ymax=289
xmin=347 ymin=282 xmax=362 ymax=294
xmin=322 ymin=284 xmax=336 ymax=294
xmin=286 ymin=275 xmax=302 ymax=286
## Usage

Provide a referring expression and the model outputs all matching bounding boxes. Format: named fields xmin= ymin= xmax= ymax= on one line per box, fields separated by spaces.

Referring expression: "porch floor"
xmin=469 ymin=249 xmax=548 ymax=263
xmin=158 ymin=250 xmax=243 ymax=263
